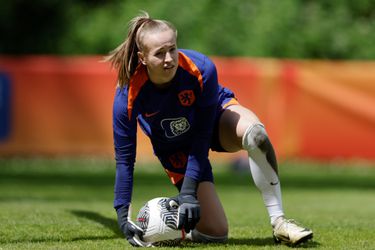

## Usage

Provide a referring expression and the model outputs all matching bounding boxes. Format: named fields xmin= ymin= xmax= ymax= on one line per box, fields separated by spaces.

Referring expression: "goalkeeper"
xmin=107 ymin=11 xmax=313 ymax=247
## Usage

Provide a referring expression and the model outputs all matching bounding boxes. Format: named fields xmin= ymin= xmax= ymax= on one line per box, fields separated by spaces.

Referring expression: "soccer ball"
xmin=136 ymin=197 xmax=184 ymax=246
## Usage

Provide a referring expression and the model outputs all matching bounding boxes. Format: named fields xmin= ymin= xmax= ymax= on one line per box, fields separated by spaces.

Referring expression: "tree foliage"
xmin=1 ymin=0 xmax=374 ymax=59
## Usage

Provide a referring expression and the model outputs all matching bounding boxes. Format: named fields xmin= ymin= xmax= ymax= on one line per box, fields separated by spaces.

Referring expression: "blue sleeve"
xmin=113 ymin=87 xmax=137 ymax=209
xmin=185 ymin=56 xmax=219 ymax=182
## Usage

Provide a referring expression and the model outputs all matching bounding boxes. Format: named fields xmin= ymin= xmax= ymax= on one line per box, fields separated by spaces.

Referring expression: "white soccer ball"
xmin=136 ymin=197 xmax=184 ymax=246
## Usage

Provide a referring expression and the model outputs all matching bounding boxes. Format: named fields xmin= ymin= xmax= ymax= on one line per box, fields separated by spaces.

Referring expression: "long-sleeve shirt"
xmin=113 ymin=49 xmax=220 ymax=208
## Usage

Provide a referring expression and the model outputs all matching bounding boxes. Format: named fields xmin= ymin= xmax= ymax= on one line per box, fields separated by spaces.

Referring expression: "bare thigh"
xmin=196 ymin=182 xmax=228 ymax=237
xmin=219 ymin=104 xmax=261 ymax=152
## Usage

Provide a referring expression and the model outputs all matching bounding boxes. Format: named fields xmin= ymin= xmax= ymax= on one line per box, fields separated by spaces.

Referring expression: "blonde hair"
xmin=105 ymin=11 xmax=177 ymax=88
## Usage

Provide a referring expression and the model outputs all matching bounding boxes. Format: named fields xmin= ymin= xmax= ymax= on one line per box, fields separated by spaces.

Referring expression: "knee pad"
xmin=242 ymin=123 xmax=278 ymax=173
xmin=191 ymin=229 xmax=228 ymax=243
xmin=242 ymin=123 xmax=269 ymax=151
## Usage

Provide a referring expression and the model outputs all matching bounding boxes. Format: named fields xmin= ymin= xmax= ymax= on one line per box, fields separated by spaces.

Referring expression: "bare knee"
xmin=196 ymin=182 xmax=228 ymax=238
xmin=193 ymin=212 xmax=228 ymax=243
xmin=196 ymin=218 xmax=228 ymax=237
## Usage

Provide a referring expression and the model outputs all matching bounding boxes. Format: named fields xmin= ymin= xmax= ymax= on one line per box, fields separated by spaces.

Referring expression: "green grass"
xmin=0 ymin=158 xmax=375 ymax=249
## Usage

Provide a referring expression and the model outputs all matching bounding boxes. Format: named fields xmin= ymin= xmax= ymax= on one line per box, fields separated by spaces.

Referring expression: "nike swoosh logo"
xmin=144 ymin=111 xmax=160 ymax=118
xmin=270 ymin=181 xmax=279 ymax=186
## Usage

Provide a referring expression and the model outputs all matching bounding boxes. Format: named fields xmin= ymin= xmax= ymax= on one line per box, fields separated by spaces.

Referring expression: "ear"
xmin=137 ymin=51 xmax=146 ymax=65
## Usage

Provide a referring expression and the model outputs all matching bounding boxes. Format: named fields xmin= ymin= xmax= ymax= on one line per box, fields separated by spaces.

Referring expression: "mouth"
xmin=164 ymin=64 xmax=175 ymax=70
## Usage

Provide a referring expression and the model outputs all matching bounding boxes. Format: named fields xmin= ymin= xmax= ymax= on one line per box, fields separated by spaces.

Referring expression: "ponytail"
xmin=104 ymin=11 xmax=150 ymax=88
xmin=105 ymin=11 xmax=177 ymax=88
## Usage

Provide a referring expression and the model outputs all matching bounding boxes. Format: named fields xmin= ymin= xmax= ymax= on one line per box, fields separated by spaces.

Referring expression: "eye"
xmin=155 ymin=51 xmax=163 ymax=57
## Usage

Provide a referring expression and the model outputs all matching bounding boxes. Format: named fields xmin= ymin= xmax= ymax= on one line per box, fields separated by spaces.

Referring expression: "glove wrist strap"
xmin=116 ymin=204 xmax=130 ymax=230
xmin=180 ymin=176 xmax=198 ymax=197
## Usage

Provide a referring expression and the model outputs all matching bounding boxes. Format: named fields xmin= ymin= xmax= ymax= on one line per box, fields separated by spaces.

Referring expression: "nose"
xmin=164 ymin=52 xmax=173 ymax=63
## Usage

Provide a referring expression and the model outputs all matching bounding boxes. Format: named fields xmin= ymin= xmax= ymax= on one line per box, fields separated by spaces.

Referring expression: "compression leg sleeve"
xmin=242 ymin=123 xmax=284 ymax=225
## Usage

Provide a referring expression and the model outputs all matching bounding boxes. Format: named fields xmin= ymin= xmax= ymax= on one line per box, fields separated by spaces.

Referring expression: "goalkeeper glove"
xmin=167 ymin=176 xmax=200 ymax=233
xmin=116 ymin=205 xmax=150 ymax=247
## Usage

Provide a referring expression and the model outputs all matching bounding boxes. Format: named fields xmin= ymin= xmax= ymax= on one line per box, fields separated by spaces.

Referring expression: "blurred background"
xmin=1 ymin=1 xmax=375 ymax=249
xmin=0 ymin=0 xmax=374 ymax=163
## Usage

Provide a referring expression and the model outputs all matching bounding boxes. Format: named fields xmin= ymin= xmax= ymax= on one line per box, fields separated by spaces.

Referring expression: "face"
xmin=138 ymin=29 xmax=178 ymax=86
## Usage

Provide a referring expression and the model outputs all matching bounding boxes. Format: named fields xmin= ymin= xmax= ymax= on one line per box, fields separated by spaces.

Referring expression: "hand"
xmin=166 ymin=177 xmax=200 ymax=233
xmin=122 ymin=220 xmax=151 ymax=247
xmin=116 ymin=205 xmax=151 ymax=247
xmin=177 ymin=194 xmax=201 ymax=233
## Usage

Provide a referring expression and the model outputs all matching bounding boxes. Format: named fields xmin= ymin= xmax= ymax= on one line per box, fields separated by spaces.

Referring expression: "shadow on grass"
xmin=69 ymin=210 xmax=321 ymax=248
xmin=178 ymin=237 xmax=319 ymax=248
xmin=227 ymin=237 xmax=274 ymax=246
xmin=0 ymin=235 xmax=120 ymax=244
xmin=227 ymin=237 xmax=319 ymax=248
xmin=1 ymin=209 xmax=320 ymax=248
xmin=70 ymin=210 xmax=123 ymax=238
xmin=0 ymin=210 xmax=122 ymax=245
xmin=68 ymin=210 xmax=320 ymax=248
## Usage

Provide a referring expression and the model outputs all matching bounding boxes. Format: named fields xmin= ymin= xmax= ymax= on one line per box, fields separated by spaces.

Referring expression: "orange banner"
xmin=0 ymin=56 xmax=374 ymax=162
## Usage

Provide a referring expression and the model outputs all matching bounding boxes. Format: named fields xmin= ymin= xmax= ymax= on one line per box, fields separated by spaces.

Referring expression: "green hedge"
xmin=1 ymin=0 xmax=374 ymax=59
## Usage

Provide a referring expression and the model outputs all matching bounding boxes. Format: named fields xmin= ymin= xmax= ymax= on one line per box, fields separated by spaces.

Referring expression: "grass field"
xmin=0 ymin=158 xmax=374 ymax=249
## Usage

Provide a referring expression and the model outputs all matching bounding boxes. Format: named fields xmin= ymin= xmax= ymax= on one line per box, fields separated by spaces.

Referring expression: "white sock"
xmin=242 ymin=124 xmax=284 ymax=226
xmin=248 ymin=148 xmax=284 ymax=225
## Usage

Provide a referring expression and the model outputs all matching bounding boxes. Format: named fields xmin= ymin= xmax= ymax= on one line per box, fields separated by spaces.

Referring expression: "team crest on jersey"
xmin=169 ymin=152 xmax=187 ymax=169
xmin=178 ymin=90 xmax=195 ymax=106
xmin=161 ymin=117 xmax=190 ymax=138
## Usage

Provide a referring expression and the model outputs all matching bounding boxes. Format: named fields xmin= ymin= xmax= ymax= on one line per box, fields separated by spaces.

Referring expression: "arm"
xmin=113 ymin=87 xmax=137 ymax=209
xmin=113 ymin=87 xmax=145 ymax=246
xmin=172 ymin=56 xmax=219 ymax=233
xmin=185 ymin=55 xmax=219 ymax=185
